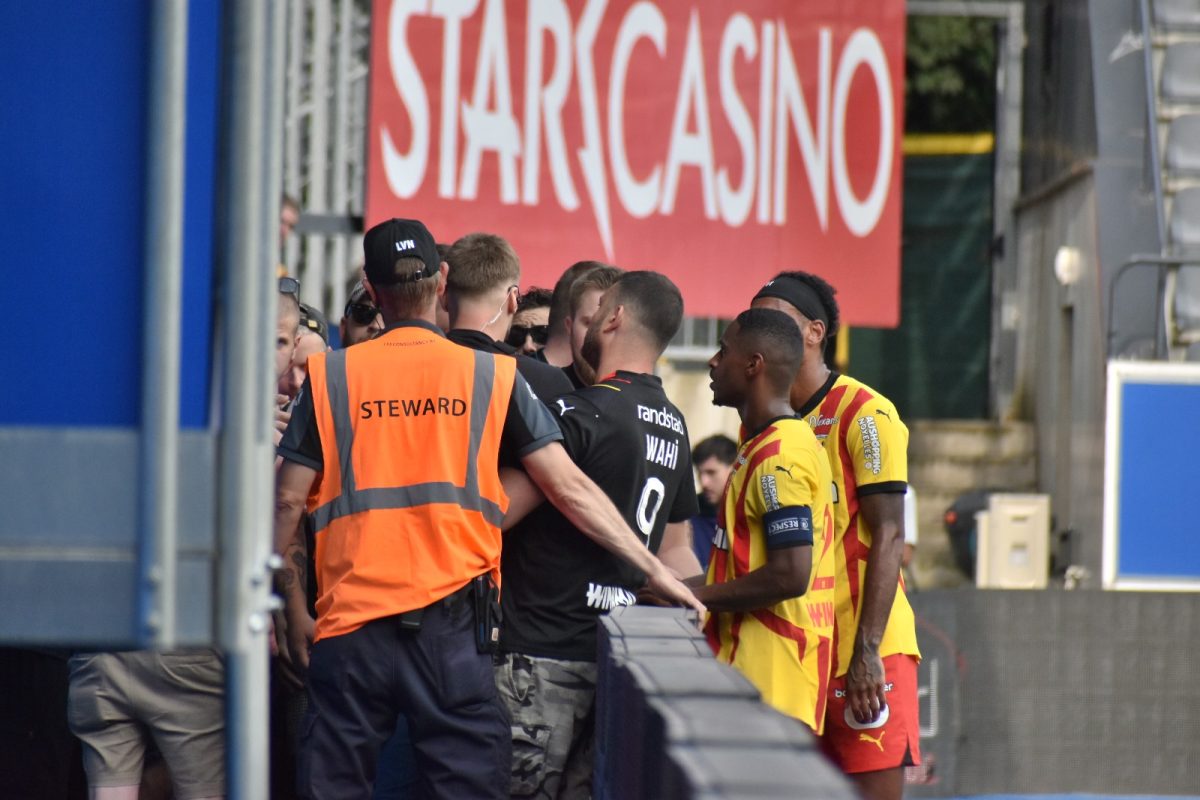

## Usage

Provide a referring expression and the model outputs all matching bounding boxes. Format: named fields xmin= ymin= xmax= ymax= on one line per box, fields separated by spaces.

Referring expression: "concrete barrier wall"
xmin=908 ymin=589 xmax=1200 ymax=796
xmin=595 ymin=606 xmax=855 ymax=799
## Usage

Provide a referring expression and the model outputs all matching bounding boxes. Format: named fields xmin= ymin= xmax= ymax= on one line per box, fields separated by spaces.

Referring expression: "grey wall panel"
xmin=0 ymin=554 xmax=214 ymax=648
xmin=177 ymin=431 xmax=218 ymax=551
xmin=0 ymin=428 xmax=217 ymax=551
xmin=0 ymin=428 xmax=218 ymax=646
xmin=911 ymin=589 xmax=1200 ymax=795
xmin=0 ymin=428 xmax=139 ymax=548
xmin=176 ymin=554 xmax=216 ymax=645
xmin=0 ymin=558 xmax=136 ymax=646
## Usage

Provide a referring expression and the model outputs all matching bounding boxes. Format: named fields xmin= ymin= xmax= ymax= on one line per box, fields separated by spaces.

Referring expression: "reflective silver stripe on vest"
xmin=310 ymin=483 xmax=505 ymax=531
xmin=464 ymin=349 xmax=496 ymax=500
xmin=313 ymin=345 xmax=502 ymax=533
xmin=324 ymin=349 xmax=356 ymax=493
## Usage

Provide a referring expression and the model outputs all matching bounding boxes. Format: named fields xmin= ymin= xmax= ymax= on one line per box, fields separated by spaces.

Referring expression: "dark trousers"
xmin=298 ymin=589 xmax=510 ymax=800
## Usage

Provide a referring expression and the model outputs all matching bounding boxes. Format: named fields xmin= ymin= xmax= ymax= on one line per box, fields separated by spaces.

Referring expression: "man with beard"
xmin=339 ymin=281 xmax=384 ymax=347
xmin=497 ymin=271 xmax=702 ymax=799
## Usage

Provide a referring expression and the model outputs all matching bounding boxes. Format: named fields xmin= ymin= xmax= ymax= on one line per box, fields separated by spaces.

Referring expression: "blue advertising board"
xmin=0 ymin=3 xmax=218 ymax=428
xmin=1103 ymin=360 xmax=1200 ymax=590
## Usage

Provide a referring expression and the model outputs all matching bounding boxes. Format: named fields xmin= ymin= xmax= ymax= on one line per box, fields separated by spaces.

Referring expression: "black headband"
xmin=752 ymin=275 xmax=828 ymax=326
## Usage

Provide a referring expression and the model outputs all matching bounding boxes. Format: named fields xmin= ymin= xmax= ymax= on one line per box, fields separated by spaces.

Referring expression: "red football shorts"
xmin=820 ymin=653 xmax=921 ymax=774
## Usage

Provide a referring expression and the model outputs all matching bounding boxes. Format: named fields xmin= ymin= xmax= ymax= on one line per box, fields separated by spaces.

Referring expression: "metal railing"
xmin=1139 ymin=0 xmax=1170 ymax=250
xmin=1107 ymin=254 xmax=1200 ymax=358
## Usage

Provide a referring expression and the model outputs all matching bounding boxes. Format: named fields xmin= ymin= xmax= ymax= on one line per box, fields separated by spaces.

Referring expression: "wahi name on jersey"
xmin=645 ymin=433 xmax=680 ymax=470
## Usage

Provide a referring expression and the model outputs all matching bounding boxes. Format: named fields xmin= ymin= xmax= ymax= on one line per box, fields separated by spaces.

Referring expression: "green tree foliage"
xmin=906 ymin=15 xmax=997 ymax=133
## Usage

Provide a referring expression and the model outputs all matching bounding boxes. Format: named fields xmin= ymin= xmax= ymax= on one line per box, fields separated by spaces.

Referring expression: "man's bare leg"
xmin=851 ymin=766 xmax=903 ymax=800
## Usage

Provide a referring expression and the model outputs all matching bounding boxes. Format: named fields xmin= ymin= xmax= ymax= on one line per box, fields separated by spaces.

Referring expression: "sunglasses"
xmin=345 ymin=302 xmax=380 ymax=326
xmin=505 ymin=324 xmax=549 ymax=347
xmin=279 ymin=276 xmax=300 ymax=296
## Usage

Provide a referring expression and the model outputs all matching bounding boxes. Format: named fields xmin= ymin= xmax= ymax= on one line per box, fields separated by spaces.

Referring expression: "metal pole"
xmin=266 ymin=0 xmax=287 ymax=275
xmin=330 ymin=0 xmax=354 ymax=314
xmin=216 ymin=1 xmax=274 ymax=797
xmin=284 ymin=0 xmax=304 ymax=272
xmin=303 ymin=0 xmax=333 ymax=309
xmin=991 ymin=3 xmax=1025 ymax=418
xmin=138 ymin=0 xmax=189 ymax=649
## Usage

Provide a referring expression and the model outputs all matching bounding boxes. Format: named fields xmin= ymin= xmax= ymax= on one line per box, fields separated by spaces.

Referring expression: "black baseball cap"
xmin=363 ymin=218 xmax=441 ymax=286
xmin=298 ymin=302 xmax=330 ymax=344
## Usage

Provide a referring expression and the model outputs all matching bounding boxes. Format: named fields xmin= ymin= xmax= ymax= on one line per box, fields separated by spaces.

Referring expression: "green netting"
xmin=850 ymin=153 xmax=993 ymax=420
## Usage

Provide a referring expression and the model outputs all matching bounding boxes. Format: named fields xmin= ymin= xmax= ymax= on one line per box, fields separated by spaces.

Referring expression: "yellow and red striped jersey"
xmin=799 ymin=373 xmax=920 ymax=676
xmin=704 ymin=416 xmax=836 ymax=732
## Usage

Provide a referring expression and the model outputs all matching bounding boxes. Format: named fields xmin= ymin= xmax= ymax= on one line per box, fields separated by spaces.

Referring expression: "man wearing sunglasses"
xmin=339 ymin=282 xmax=384 ymax=346
xmin=443 ymin=233 xmax=571 ymax=408
xmin=505 ymin=287 xmax=552 ymax=355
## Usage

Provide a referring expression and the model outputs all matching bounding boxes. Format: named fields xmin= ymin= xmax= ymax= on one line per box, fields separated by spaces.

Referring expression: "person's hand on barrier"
xmin=635 ymin=585 xmax=674 ymax=607
xmin=846 ymin=643 xmax=888 ymax=723
xmin=645 ymin=565 xmax=706 ymax=615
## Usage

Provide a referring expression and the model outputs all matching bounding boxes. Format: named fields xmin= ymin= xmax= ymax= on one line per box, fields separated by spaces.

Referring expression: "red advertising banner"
xmin=366 ymin=0 xmax=905 ymax=324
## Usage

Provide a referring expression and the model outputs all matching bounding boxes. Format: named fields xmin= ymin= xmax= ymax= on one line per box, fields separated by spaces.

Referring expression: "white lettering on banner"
xmin=574 ymin=0 xmax=612 ymax=255
xmin=659 ymin=10 xmax=717 ymax=218
xmin=774 ymin=24 xmax=829 ymax=228
xmin=459 ymin=0 xmax=521 ymax=202
xmin=609 ymin=1 xmax=665 ymax=219
xmin=756 ymin=19 xmax=775 ymax=225
xmin=434 ymin=0 xmax=479 ymax=199
xmin=377 ymin=1 xmax=897 ymax=256
xmin=717 ymin=13 xmax=756 ymax=227
xmin=381 ymin=0 xmax=430 ymax=199
xmin=832 ymin=28 xmax=893 ymax=236
xmin=522 ymin=0 xmax=579 ymax=209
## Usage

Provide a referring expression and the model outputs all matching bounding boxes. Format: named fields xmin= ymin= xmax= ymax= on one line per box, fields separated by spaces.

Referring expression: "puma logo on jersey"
xmin=774 ymin=465 xmax=796 ymax=479
xmin=555 ymin=399 xmax=575 ymax=416
xmin=859 ymin=731 xmax=886 ymax=751
xmin=875 ymin=408 xmax=891 ymax=420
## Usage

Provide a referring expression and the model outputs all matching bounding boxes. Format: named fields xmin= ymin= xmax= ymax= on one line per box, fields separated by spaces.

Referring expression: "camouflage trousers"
xmin=494 ymin=651 xmax=598 ymax=800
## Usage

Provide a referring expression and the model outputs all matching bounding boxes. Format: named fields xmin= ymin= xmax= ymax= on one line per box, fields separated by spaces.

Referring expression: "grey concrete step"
xmin=908 ymin=419 xmax=1036 ymax=462
xmin=904 ymin=419 xmax=1039 ymax=589
xmin=909 ymin=458 xmax=1037 ymax=496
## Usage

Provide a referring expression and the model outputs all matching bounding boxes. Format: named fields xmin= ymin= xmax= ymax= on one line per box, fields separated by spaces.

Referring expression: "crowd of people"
xmin=53 ymin=212 xmax=922 ymax=800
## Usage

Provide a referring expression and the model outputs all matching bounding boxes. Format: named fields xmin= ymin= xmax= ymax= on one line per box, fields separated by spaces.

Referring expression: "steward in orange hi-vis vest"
xmin=304 ymin=322 xmax=515 ymax=642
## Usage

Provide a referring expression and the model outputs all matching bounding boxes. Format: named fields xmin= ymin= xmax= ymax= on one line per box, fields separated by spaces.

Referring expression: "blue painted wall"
xmin=0 ymin=2 xmax=220 ymax=428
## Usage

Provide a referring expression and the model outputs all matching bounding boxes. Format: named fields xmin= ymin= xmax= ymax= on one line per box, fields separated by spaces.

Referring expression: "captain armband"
xmin=762 ymin=505 xmax=814 ymax=549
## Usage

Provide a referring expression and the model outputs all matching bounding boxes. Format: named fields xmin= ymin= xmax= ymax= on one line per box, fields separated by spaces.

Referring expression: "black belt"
xmin=395 ymin=581 xmax=473 ymax=630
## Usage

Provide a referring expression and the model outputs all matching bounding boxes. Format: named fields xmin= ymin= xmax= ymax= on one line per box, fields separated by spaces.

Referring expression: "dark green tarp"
xmin=850 ymin=153 xmax=993 ymax=419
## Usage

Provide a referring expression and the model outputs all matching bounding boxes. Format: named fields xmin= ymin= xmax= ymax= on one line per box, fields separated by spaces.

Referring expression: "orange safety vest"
xmin=305 ymin=323 xmax=515 ymax=642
